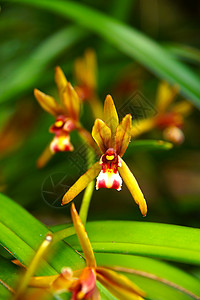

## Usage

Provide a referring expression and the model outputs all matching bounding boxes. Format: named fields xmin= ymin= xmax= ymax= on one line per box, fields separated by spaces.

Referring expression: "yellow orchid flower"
xmin=28 ymin=203 xmax=145 ymax=300
xmin=34 ymin=66 xmax=95 ymax=168
xmin=74 ymin=49 xmax=103 ymax=119
xmin=131 ymin=81 xmax=192 ymax=144
xmin=62 ymin=95 xmax=147 ymax=216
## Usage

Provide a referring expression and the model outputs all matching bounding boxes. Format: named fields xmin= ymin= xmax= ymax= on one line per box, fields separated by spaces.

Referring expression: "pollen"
xmin=55 ymin=120 xmax=64 ymax=127
xmin=106 ymin=155 xmax=115 ymax=161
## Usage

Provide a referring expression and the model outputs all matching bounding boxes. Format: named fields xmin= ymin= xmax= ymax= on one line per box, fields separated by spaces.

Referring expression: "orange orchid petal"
xmin=97 ymin=272 xmax=144 ymax=300
xmin=131 ymin=118 xmax=155 ymax=138
xmin=115 ymin=114 xmax=132 ymax=157
xmin=34 ymin=89 xmax=62 ymax=117
xmin=92 ymin=119 xmax=111 ymax=153
xmin=54 ymin=66 xmax=68 ymax=103
xmin=90 ymin=286 xmax=100 ymax=300
xmin=71 ymin=267 xmax=97 ymax=299
xmin=71 ymin=204 xmax=96 ymax=268
xmin=96 ymin=267 xmax=144 ymax=298
xmin=37 ymin=144 xmax=54 ymax=168
xmin=62 ymin=162 xmax=101 ymax=205
xmin=119 ymin=158 xmax=147 ymax=216
xmin=171 ymin=100 xmax=192 ymax=116
xmin=156 ymin=81 xmax=179 ymax=112
xmin=103 ymin=95 xmax=119 ymax=147
xmin=63 ymin=82 xmax=81 ymax=121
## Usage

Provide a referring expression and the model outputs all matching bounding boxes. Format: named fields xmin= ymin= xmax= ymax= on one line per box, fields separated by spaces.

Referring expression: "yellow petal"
xmin=115 ymin=114 xmax=132 ymax=157
xmin=54 ymin=66 xmax=68 ymax=103
xmin=131 ymin=118 xmax=155 ymax=138
xmin=103 ymin=95 xmax=119 ymax=147
xmin=88 ymin=95 xmax=103 ymax=120
xmin=63 ymin=82 xmax=81 ymax=121
xmin=96 ymin=267 xmax=144 ymax=297
xmin=171 ymin=100 xmax=192 ymax=117
xmin=51 ymin=268 xmax=75 ymax=292
xmin=74 ymin=49 xmax=97 ymax=91
xmin=37 ymin=144 xmax=54 ymax=168
xmin=29 ymin=275 xmax=59 ymax=288
xmin=119 ymin=158 xmax=147 ymax=216
xmin=83 ymin=49 xmax=97 ymax=91
xmin=62 ymin=162 xmax=101 ymax=205
xmin=97 ymin=272 xmax=144 ymax=300
xmin=71 ymin=204 xmax=96 ymax=268
xmin=34 ymin=89 xmax=62 ymax=117
xmin=156 ymin=81 xmax=179 ymax=112
xmin=92 ymin=119 xmax=111 ymax=153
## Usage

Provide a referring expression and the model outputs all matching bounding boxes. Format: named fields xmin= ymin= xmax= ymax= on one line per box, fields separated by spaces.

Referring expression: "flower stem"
xmin=14 ymin=234 xmax=53 ymax=299
xmin=79 ymin=180 xmax=95 ymax=226
xmin=53 ymin=144 xmax=96 ymax=243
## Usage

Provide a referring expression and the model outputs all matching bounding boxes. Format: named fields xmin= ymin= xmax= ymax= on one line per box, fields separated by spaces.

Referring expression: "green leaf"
xmin=0 ymin=256 xmax=19 ymax=297
xmin=95 ymin=253 xmax=200 ymax=300
xmin=6 ymin=0 xmax=200 ymax=108
xmin=0 ymin=193 xmax=116 ymax=299
xmin=166 ymin=43 xmax=200 ymax=65
xmin=125 ymin=139 xmax=173 ymax=156
xmin=52 ymin=221 xmax=200 ymax=266
xmin=0 ymin=193 xmax=85 ymax=274
xmin=0 ymin=26 xmax=87 ymax=104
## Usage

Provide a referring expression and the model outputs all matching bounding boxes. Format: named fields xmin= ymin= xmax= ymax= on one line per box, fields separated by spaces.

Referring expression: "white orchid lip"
xmin=96 ymin=148 xmax=122 ymax=191
xmin=50 ymin=135 xmax=74 ymax=153
xmin=96 ymin=169 xmax=122 ymax=191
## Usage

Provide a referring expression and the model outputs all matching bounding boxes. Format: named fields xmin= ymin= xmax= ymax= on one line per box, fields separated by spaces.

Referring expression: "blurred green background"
xmin=0 ymin=0 xmax=200 ymax=229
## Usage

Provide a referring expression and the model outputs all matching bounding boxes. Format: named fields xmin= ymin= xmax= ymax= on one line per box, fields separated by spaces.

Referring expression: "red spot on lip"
xmin=97 ymin=179 xmax=106 ymax=189
xmin=52 ymin=144 xmax=72 ymax=152
xmin=97 ymin=178 xmax=120 ymax=190
xmin=112 ymin=179 xmax=121 ymax=190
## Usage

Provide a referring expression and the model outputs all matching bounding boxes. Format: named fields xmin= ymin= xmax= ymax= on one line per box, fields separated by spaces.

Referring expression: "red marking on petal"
xmin=70 ymin=267 xmax=97 ymax=299
xmin=75 ymin=85 xmax=93 ymax=102
xmin=155 ymin=112 xmax=183 ymax=129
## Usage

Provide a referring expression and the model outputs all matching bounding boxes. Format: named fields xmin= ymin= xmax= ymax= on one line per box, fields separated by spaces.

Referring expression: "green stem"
xmin=15 ymin=234 xmax=53 ymax=299
xmin=79 ymin=180 xmax=95 ymax=226
xmin=53 ymin=143 xmax=96 ymax=243
xmin=52 ymin=225 xmax=75 ymax=245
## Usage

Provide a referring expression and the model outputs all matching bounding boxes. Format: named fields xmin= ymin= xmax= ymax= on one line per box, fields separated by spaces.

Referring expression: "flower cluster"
xmin=29 ymin=50 xmax=192 ymax=300
xmin=62 ymin=94 xmax=147 ymax=216
xmin=34 ymin=66 xmax=95 ymax=168
xmin=28 ymin=203 xmax=145 ymax=300
xmin=131 ymin=81 xmax=192 ymax=144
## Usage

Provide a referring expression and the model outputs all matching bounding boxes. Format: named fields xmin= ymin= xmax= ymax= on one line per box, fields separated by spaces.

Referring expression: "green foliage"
xmin=0 ymin=1 xmax=200 ymax=299
xmin=6 ymin=0 xmax=200 ymax=108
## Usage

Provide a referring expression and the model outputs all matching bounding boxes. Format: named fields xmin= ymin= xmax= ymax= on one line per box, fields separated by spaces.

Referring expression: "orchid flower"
xmin=131 ymin=81 xmax=192 ymax=144
xmin=34 ymin=66 xmax=94 ymax=168
xmin=62 ymin=95 xmax=147 ymax=216
xmin=74 ymin=49 xmax=103 ymax=119
xmin=29 ymin=203 xmax=145 ymax=300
